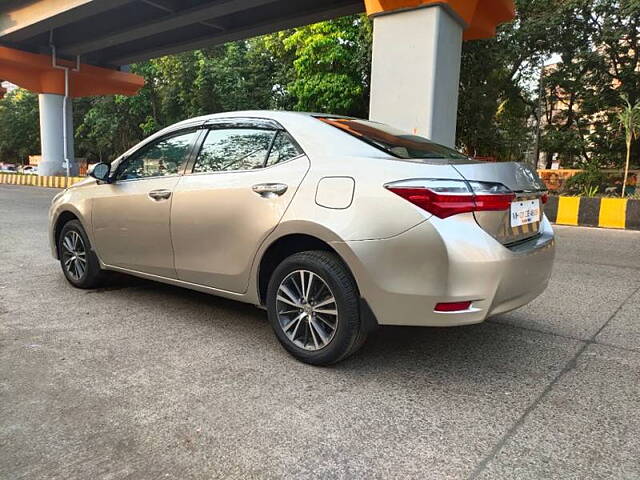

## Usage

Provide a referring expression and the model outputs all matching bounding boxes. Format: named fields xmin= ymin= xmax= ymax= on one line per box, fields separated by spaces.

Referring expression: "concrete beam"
xmin=104 ymin=2 xmax=363 ymax=65
xmin=0 ymin=46 xmax=144 ymax=97
xmin=59 ymin=0 xmax=283 ymax=56
xmin=0 ymin=0 xmax=133 ymax=42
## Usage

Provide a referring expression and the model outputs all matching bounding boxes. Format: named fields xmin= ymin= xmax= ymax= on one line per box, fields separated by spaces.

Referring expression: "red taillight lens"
xmin=541 ymin=193 xmax=549 ymax=204
xmin=434 ymin=301 xmax=472 ymax=312
xmin=473 ymin=193 xmax=516 ymax=211
xmin=386 ymin=180 xmax=515 ymax=219
xmin=385 ymin=187 xmax=477 ymax=218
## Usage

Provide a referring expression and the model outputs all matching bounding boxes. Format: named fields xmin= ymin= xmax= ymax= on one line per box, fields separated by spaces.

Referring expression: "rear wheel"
xmin=266 ymin=251 xmax=367 ymax=365
xmin=58 ymin=220 xmax=107 ymax=289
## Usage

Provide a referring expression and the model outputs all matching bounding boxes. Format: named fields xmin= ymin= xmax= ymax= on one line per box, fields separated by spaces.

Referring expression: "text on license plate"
xmin=510 ymin=199 xmax=540 ymax=227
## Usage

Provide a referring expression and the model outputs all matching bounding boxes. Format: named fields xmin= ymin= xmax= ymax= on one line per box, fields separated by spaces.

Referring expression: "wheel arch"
xmin=257 ymin=233 xmax=346 ymax=306
xmin=52 ymin=209 xmax=85 ymax=259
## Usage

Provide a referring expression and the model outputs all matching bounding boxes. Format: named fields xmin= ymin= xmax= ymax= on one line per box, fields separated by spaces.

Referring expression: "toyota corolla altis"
xmin=49 ymin=111 xmax=555 ymax=365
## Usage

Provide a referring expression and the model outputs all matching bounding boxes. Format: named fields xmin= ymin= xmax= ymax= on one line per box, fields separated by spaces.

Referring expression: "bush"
xmin=562 ymin=165 xmax=605 ymax=196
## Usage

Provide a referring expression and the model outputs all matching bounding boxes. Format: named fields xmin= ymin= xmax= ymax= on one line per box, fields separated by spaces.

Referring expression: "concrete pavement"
xmin=1 ymin=185 xmax=639 ymax=479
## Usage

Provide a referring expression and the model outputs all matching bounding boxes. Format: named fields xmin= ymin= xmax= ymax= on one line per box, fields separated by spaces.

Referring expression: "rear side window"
xmin=318 ymin=117 xmax=468 ymax=161
xmin=194 ymin=128 xmax=276 ymax=173
xmin=266 ymin=131 xmax=302 ymax=167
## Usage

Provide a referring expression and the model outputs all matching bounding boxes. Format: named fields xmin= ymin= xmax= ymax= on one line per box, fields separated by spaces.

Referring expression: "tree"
xmin=281 ymin=15 xmax=372 ymax=116
xmin=540 ymin=0 xmax=640 ymax=169
xmin=618 ymin=97 xmax=640 ymax=196
xmin=0 ymin=89 xmax=40 ymax=164
xmin=458 ymin=0 xmax=558 ymax=160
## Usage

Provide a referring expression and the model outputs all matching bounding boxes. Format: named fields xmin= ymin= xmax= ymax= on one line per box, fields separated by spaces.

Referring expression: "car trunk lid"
xmin=452 ymin=162 xmax=548 ymax=245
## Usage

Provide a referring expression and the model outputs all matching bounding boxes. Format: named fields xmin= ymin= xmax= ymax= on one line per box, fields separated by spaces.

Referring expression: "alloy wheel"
xmin=61 ymin=230 xmax=87 ymax=281
xmin=276 ymin=269 xmax=338 ymax=351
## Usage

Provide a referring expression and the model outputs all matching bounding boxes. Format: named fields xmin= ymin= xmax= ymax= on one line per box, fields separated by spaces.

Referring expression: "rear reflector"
xmin=434 ymin=301 xmax=473 ymax=312
xmin=385 ymin=179 xmax=515 ymax=219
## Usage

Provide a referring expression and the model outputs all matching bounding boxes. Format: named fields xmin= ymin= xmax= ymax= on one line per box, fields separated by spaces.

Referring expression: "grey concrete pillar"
xmin=38 ymin=93 xmax=78 ymax=176
xmin=369 ymin=5 xmax=464 ymax=148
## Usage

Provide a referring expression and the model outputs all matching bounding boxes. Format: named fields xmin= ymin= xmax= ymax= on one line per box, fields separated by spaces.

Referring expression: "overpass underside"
xmin=0 ymin=0 xmax=364 ymax=67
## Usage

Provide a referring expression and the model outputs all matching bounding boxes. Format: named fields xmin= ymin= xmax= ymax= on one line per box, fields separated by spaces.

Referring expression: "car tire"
xmin=267 ymin=250 xmax=367 ymax=365
xmin=58 ymin=219 xmax=107 ymax=289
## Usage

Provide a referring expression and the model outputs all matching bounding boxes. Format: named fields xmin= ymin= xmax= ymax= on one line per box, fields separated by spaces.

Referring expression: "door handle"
xmin=148 ymin=189 xmax=172 ymax=201
xmin=252 ymin=183 xmax=288 ymax=197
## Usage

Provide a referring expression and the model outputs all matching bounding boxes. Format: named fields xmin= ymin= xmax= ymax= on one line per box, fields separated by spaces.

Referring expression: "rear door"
xmin=171 ymin=119 xmax=309 ymax=293
xmin=453 ymin=162 xmax=548 ymax=245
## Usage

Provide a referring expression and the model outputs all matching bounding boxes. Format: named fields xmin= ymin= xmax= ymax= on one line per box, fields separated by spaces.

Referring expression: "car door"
xmin=91 ymin=128 xmax=200 ymax=278
xmin=171 ymin=119 xmax=310 ymax=293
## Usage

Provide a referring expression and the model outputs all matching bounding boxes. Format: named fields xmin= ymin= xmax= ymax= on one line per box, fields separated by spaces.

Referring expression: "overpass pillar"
xmin=0 ymin=46 xmax=144 ymax=176
xmin=38 ymin=93 xmax=77 ymax=176
xmin=369 ymin=5 xmax=462 ymax=147
xmin=365 ymin=0 xmax=516 ymax=148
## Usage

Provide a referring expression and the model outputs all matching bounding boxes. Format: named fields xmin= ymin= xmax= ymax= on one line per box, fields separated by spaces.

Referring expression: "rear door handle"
xmin=148 ymin=189 xmax=172 ymax=201
xmin=252 ymin=183 xmax=288 ymax=197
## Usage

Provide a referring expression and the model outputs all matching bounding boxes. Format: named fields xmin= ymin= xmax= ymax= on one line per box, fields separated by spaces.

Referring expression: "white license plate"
xmin=510 ymin=199 xmax=541 ymax=227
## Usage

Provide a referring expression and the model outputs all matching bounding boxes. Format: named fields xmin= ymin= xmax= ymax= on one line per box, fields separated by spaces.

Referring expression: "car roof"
xmin=168 ymin=110 xmax=356 ymax=129
xmin=120 ymin=110 xmax=387 ymax=162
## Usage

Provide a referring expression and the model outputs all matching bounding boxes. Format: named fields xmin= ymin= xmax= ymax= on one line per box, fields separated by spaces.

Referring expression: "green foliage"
xmin=562 ymin=163 xmax=605 ymax=195
xmin=282 ymin=15 xmax=371 ymax=116
xmin=0 ymin=89 xmax=40 ymax=164
xmin=540 ymin=0 xmax=640 ymax=168
xmin=618 ymin=97 xmax=640 ymax=145
xmin=617 ymin=97 xmax=640 ymax=196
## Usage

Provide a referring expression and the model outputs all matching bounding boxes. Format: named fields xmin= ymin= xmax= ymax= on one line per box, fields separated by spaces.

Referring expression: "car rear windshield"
xmin=318 ymin=117 xmax=468 ymax=161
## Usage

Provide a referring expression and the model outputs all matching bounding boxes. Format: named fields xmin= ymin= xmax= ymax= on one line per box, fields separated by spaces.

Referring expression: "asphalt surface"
xmin=1 ymin=184 xmax=640 ymax=480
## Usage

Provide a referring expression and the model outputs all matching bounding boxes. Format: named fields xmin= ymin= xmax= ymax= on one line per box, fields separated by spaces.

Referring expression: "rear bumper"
xmin=336 ymin=213 xmax=555 ymax=327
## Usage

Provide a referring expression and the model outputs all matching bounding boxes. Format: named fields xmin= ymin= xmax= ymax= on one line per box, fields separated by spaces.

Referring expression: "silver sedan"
xmin=49 ymin=111 xmax=555 ymax=365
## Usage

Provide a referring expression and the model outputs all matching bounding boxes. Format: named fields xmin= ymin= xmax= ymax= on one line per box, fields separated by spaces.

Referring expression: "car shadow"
xmin=97 ymin=273 xmax=567 ymax=381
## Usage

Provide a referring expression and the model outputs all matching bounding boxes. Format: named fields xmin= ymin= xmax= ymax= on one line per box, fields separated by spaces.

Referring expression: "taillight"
xmin=385 ymin=179 xmax=514 ymax=219
xmin=541 ymin=193 xmax=549 ymax=204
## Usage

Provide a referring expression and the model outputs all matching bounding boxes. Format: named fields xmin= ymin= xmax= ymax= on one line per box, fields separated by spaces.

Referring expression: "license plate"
xmin=510 ymin=199 xmax=541 ymax=227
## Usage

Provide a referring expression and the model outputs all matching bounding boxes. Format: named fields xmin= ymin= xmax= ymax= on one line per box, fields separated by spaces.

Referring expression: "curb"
xmin=546 ymin=196 xmax=640 ymax=230
xmin=0 ymin=173 xmax=84 ymax=188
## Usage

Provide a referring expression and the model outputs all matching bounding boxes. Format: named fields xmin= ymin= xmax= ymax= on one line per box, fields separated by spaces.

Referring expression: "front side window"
xmin=116 ymin=130 xmax=198 ymax=181
xmin=193 ymin=128 xmax=276 ymax=173
xmin=266 ymin=131 xmax=302 ymax=167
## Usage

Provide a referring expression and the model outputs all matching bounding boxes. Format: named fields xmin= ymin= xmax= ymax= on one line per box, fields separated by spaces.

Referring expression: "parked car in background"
xmin=0 ymin=164 xmax=17 ymax=173
xmin=49 ymin=111 xmax=555 ymax=365
xmin=21 ymin=165 xmax=37 ymax=175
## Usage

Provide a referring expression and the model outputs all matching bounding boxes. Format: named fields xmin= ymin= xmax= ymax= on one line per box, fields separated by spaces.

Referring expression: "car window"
xmin=193 ymin=128 xmax=276 ymax=173
xmin=266 ymin=131 xmax=302 ymax=167
xmin=318 ymin=117 xmax=469 ymax=161
xmin=116 ymin=130 xmax=198 ymax=181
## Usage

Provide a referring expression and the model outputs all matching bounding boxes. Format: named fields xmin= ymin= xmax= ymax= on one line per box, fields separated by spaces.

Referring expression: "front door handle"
xmin=252 ymin=183 xmax=288 ymax=197
xmin=148 ymin=189 xmax=172 ymax=201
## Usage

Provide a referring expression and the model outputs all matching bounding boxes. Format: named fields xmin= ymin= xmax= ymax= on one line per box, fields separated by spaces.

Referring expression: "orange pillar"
xmin=364 ymin=0 xmax=516 ymax=40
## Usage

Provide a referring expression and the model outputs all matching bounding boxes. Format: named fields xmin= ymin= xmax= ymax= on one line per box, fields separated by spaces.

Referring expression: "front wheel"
xmin=266 ymin=251 xmax=367 ymax=365
xmin=58 ymin=219 xmax=107 ymax=289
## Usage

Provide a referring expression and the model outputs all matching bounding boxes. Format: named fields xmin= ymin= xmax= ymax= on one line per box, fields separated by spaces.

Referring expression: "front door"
xmin=92 ymin=129 xmax=200 ymax=277
xmin=171 ymin=124 xmax=309 ymax=293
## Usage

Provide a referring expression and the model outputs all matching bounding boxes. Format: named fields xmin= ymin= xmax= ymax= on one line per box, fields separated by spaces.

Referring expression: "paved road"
xmin=1 ymin=185 xmax=640 ymax=480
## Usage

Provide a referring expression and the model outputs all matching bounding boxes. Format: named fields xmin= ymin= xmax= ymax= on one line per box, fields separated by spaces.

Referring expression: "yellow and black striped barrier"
xmin=546 ymin=196 xmax=640 ymax=230
xmin=0 ymin=173 xmax=85 ymax=188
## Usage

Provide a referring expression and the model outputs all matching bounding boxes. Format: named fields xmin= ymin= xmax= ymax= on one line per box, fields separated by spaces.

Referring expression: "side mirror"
xmin=90 ymin=162 xmax=111 ymax=182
